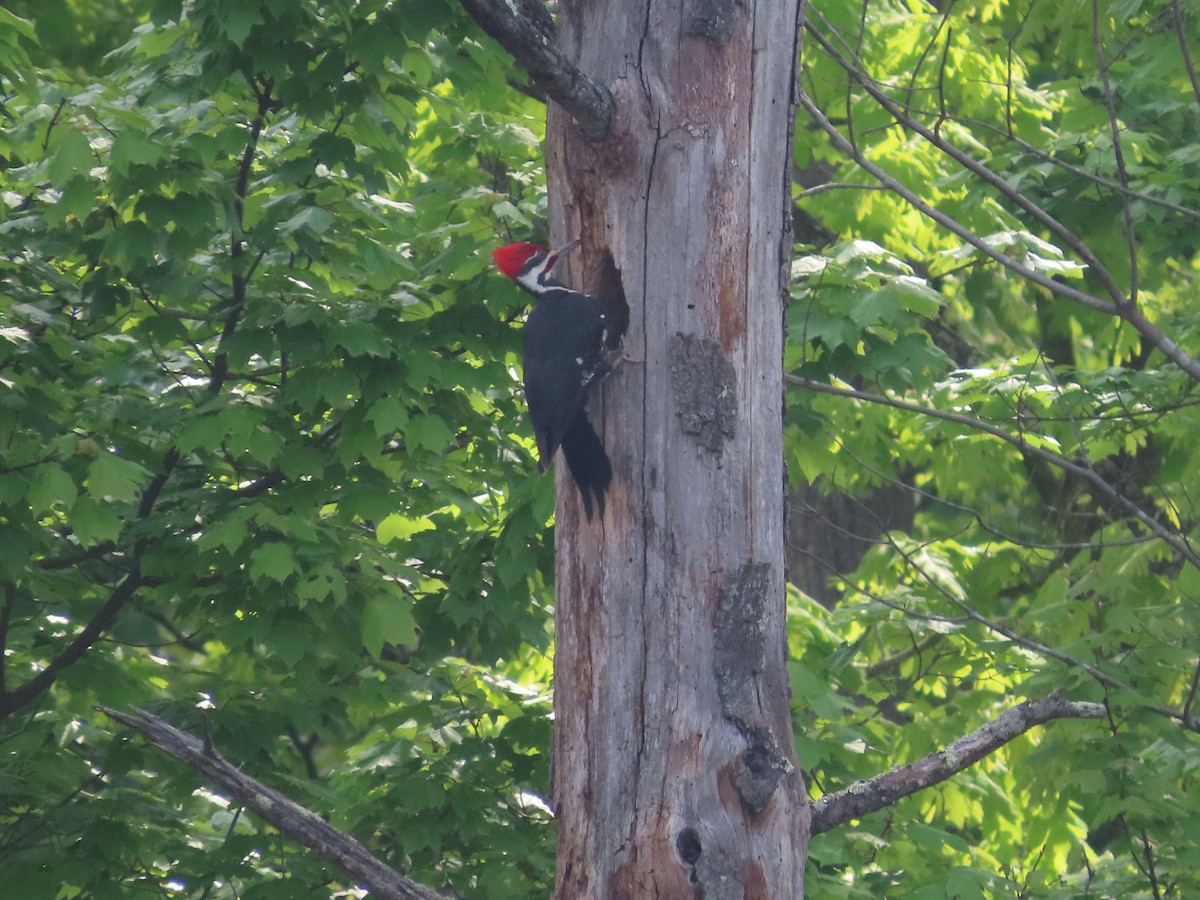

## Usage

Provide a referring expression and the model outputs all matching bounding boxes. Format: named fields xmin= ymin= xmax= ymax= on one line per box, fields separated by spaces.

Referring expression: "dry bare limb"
xmin=457 ymin=0 xmax=614 ymax=140
xmin=97 ymin=707 xmax=449 ymax=900
xmin=811 ymin=691 xmax=1106 ymax=834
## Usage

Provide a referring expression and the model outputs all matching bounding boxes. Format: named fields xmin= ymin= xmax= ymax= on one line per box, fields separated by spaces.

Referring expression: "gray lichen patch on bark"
xmin=713 ymin=562 xmax=792 ymax=814
xmin=693 ymin=847 xmax=744 ymax=900
xmin=713 ymin=561 xmax=768 ymax=728
xmin=669 ymin=332 xmax=737 ymax=452
xmin=683 ymin=0 xmax=741 ymax=41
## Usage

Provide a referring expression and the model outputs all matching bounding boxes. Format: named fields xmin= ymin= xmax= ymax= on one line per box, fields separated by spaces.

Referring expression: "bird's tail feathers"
xmin=559 ymin=413 xmax=612 ymax=521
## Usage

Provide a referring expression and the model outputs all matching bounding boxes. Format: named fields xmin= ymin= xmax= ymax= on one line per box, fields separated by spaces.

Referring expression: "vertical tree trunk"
xmin=546 ymin=1 xmax=808 ymax=896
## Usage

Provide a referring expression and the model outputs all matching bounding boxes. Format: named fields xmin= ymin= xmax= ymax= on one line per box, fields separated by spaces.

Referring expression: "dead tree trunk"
xmin=545 ymin=1 xmax=808 ymax=895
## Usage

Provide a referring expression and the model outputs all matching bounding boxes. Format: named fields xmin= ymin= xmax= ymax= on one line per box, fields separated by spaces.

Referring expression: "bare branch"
xmin=811 ymin=691 xmax=1105 ymax=834
xmin=97 ymin=707 xmax=449 ymax=900
xmin=458 ymin=0 xmax=614 ymax=140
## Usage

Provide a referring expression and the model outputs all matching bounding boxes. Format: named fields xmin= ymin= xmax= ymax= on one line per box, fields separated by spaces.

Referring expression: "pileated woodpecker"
xmin=492 ymin=240 xmax=614 ymax=520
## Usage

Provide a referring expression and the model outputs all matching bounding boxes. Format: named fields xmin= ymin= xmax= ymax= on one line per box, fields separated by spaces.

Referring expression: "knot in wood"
xmin=734 ymin=728 xmax=792 ymax=815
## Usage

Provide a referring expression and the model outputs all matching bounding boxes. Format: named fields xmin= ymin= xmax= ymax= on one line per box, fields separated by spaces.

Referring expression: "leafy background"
xmin=1 ymin=0 xmax=1198 ymax=897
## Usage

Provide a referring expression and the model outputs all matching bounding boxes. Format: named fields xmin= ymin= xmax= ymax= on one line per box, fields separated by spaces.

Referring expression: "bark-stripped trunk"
xmin=545 ymin=1 xmax=808 ymax=895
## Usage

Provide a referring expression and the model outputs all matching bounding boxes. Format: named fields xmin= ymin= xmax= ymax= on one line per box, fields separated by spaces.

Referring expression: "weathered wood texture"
xmin=545 ymin=1 xmax=808 ymax=896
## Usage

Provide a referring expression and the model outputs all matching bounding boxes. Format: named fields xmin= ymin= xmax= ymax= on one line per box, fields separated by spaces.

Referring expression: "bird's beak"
xmin=545 ymin=238 xmax=582 ymax=270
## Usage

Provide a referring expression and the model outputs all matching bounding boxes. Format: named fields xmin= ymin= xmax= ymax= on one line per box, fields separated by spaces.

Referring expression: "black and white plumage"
xmin=492 ymin=241 xmax=615 ymax=520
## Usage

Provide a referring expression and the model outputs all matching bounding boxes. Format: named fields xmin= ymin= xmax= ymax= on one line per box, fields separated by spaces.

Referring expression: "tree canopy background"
xmin=1 ymin=0 xmax=1198 ymax=897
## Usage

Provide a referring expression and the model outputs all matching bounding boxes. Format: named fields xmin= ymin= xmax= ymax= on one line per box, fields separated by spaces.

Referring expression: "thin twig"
xmin=801 ymin=9 xmax=1200 ymax=383
xmin=1172 ymin=0 xmax=1200 ymax=109
xmin=41 ymin=97 xmax=68 ymax=152
xmin=1090 ymin=0 xmax=1139 ymax=305
xmin=795 ymin=86 xmax=1122 ymax=317
xmin=786 ymin=375 xmax=1200 ymax=572
xmin=876 ymin=526 xmax=1188 ymax=724
xmin=1139 ymin=827 xmax=1164 ymax=900
xmin=804 ymin=8 xmax=1128 ymax=308
xmin=797 ymin=182 xmax=890 ymax=198
xmin=1001 ymin=130 xmax=1200 ymax=223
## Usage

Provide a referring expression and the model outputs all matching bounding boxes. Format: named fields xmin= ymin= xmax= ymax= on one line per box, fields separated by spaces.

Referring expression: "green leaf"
xmin=332 ymin=320 xmax=391 ymax=357
xmin=279 ymin=206 xmax=335 ymax=236
xmin=377 ymin=513 xmax=435 ymax=544
xmin=110 ymin=129 xmax=166 ymax=174
xmin=48 ymin=129 xmax=93 ymax=188
xmin=53 ymin=176 xmax=97 ymax=222
xmin=0 ymin=524 xmax=34 ymax=579
xmin=0 ymin=7 xmax=36 ymax=42
xmin=407 ymin=415 xmax=453 ymax=453
xmin=361 ymin=592 xmax=418 ymax=658
xmin=85 ymin=453 xmax=149 ymax=503
xmin=249 ymin=542 xmax=299 ymax=583
xmin=28 ymin=464 xmax=77 ymax=513
xmin=136 ymin=22 xmax=185 ymax=59
xmin=70 ymin=496 xmax=123 ymax=546
xmin=197 ymin=510 xmax=251 ymax=553
xmin=176 ymin=415 xmax=222 ymax=454
xmin=367 ymin=397 xmax=410 ymax=436
xmin=221 ymin=4 xmax=263 ymax=46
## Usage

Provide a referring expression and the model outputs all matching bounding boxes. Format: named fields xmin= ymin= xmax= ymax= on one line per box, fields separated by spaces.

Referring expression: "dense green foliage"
xmin=792 ymin=0 xmax=1200 ymax=896
xmin=1 ymin=0 xmax=1199 ymax=897
xmin=1 ymin=1 xmax=556 ymax=896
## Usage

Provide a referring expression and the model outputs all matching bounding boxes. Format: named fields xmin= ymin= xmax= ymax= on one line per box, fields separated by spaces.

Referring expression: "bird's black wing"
xmin=522 ymin=288 xmax=609 ymax=468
